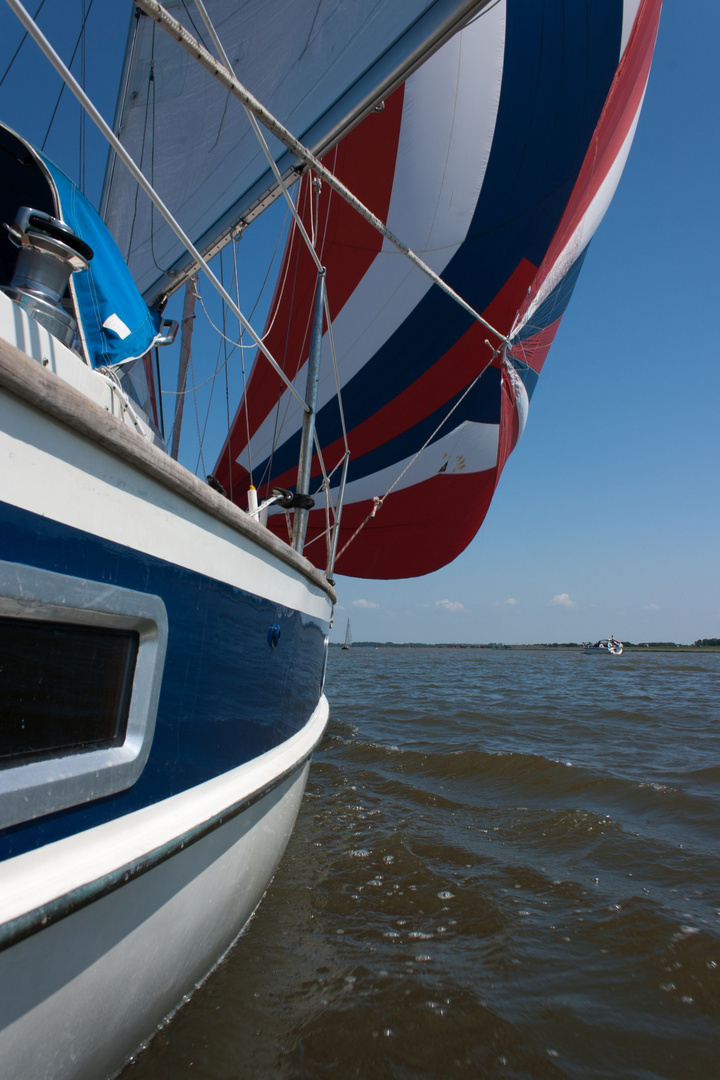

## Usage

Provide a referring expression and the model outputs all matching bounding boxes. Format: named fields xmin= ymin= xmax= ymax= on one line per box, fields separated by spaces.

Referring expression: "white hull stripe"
xmin=0 ymin=390 xmax=330 ymax=619
xmin=0 ymin=696 xmax=329 ymax=946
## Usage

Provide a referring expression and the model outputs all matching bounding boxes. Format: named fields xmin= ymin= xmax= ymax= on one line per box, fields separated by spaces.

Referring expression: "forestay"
xmin=213 ymin=0 xmax=661 ymax=579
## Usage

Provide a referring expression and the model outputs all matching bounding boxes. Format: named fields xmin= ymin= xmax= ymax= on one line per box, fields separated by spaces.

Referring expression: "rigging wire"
xmin=259 ymin=205 xmax=309 ymax=499
xmin=78 ymin=0 xmax=86 ymax=192
xmin=163 ymin=201 xmax=292 ymax=489
xmin=167 ymin=273 xmax=198 ymax=459
xmin=193 ymin=245 xmax=251 ymax=479
xmin=231 ymin=236 xmax=252 ymax=488
xmin=40 ymin=0 xmax=94 ymax=156
xmin=189 ymin=348 xmax=206 ymax=477
xmin=236 ymin=158 xmax=351 ymax=559
xmin=191 ymin=0 xmax=324 ymax=276
xmin=300 ymin=445 xmax=349 ymax=554
xmin=332 ymin=347 xmax=503 ymax=565
xmin=225 ymin=242 xmax=240 ymax=498
xmin=189 ymin=202 xmax=291 ymax=362
xmin=4 ymin=0 xmax=307 ymax=414
xmin=148 ymin=23 xmax=168 ymax=278
xmin=136 ymin=0 xmax=509 ymax=347
xmin=242 ymin=145 xmax=344 ymax=511
xmin=263 ymin=160 xmax=346 ymax=480
xmin=0 ymin=0 xmax=46 ymax=88
xmin=193 ymin=251 xmax=228 ymax=476
xmin=124 ymin=21 xmax=154 ymax=262
xmin=6 ymin=0 xmax=311 ymax=413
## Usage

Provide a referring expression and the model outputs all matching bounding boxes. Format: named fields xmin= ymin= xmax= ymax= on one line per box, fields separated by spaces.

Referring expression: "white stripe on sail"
xmin=621 ymin=0 xmax=644 ymax=58
xmin=243 ymin=6 xmax=507 ymax=469
xmin=266 ymin=419 xmax=500 ymax=513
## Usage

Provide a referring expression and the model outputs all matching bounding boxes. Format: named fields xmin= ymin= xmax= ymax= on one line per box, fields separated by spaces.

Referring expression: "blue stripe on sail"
xmin=512 ymin=247 xmax=590 ymax=344
xmin=0 ymin=501 xmax=328 ymax=861
xmin=317 ymin=366 xmax=502 ymax=490
xmin=475 ymin=0 xmax=623 ymax=250
xmin=505 ymin=357 xmax=540 ymax=401
xmin=252 ymin=0 xmax=623 ymax=490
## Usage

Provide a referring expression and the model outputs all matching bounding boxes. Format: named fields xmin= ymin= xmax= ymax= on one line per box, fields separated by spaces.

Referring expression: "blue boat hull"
xmin=0 ymin=329 xmax=334 ymax=1078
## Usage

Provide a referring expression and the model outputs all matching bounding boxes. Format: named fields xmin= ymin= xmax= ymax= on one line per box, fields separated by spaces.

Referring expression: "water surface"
xmin=123 ymin=648 xmax=720 ymax=1079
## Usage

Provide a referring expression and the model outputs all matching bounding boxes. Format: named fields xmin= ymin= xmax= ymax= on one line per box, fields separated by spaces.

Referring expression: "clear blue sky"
xmin=337 ymin=1 xmax=720 ymax=646
xmin=1 ymin=2 xmax=717 ymax=644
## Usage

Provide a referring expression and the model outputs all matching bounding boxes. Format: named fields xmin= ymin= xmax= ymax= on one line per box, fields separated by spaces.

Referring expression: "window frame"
xmin=0 ymin=560 xmax=167 ymax=828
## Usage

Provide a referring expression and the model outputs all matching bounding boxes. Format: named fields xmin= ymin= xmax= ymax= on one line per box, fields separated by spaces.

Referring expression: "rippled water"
xmin=123 ymin=648 xmax=720 ymax=1079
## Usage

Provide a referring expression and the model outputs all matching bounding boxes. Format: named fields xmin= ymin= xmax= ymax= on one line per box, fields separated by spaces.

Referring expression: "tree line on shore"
xmin=333 ymin=640 xmax=720 ymax=649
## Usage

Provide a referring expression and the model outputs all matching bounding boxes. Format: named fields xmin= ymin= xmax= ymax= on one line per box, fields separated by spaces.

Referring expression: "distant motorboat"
xmin=583 ymin=638 xmax=624 ymax=655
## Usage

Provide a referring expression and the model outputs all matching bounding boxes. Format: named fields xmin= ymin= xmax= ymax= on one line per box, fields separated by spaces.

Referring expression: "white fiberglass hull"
xmin=0 ymin=700 xmax=327 ymax=1080
xmin=0 ymin=298 xmax=334 ymax=1077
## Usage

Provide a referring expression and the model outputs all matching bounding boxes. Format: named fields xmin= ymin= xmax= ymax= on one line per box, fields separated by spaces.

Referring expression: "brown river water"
xmin=122 ymin=647 xmax=720 ymax=1079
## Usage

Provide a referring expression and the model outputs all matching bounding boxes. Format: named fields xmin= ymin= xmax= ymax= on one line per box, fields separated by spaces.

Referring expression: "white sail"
xmin=101 ymin=0 xmax=490 ymax=306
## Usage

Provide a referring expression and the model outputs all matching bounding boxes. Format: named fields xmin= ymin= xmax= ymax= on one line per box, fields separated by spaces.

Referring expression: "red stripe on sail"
xmin=526 ymin=0 xmax=662 ymax=310
xmin=267 ymin=259 xmax=537 ymax=493
xmin=214 ymin=87 xmax=406 ymax=497
xmin=266 ymin=468 xmax=500 ymax=579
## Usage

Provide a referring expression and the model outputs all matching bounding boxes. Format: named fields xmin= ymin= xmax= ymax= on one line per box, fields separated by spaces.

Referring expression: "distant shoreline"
xmin=331 ymin=643 xmax=720 ymax=652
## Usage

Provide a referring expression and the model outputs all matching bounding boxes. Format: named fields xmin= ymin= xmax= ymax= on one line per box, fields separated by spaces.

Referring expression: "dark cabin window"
xmin=0 ymin=616 xmax=139 ymax=766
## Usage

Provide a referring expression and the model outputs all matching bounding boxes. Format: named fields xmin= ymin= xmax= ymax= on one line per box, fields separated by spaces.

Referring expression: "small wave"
xmin=679 ymin=765 xmax=720 ymax=783
xmin=320 ymin=734 xmax=720 ymax=838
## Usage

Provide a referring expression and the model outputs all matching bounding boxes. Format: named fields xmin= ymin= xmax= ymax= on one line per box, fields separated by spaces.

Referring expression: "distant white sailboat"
xmin=342 ymin=619 xmax=352 ymax=650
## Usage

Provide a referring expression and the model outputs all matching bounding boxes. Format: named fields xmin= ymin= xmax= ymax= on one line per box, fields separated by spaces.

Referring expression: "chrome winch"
xmin=1 ymin=206 xmax=93 ymax=348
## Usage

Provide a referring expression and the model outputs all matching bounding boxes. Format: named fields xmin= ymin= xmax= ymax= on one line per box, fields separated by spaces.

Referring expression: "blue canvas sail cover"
xmin=39 ymin=153 xmax=161 ymax=368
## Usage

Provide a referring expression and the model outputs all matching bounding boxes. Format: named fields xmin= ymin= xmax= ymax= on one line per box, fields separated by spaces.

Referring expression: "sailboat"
xmin=0 ymin=1 xmax=661 ymax=1077
xmin=342 ymin=619 xmax=352 ymax=650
